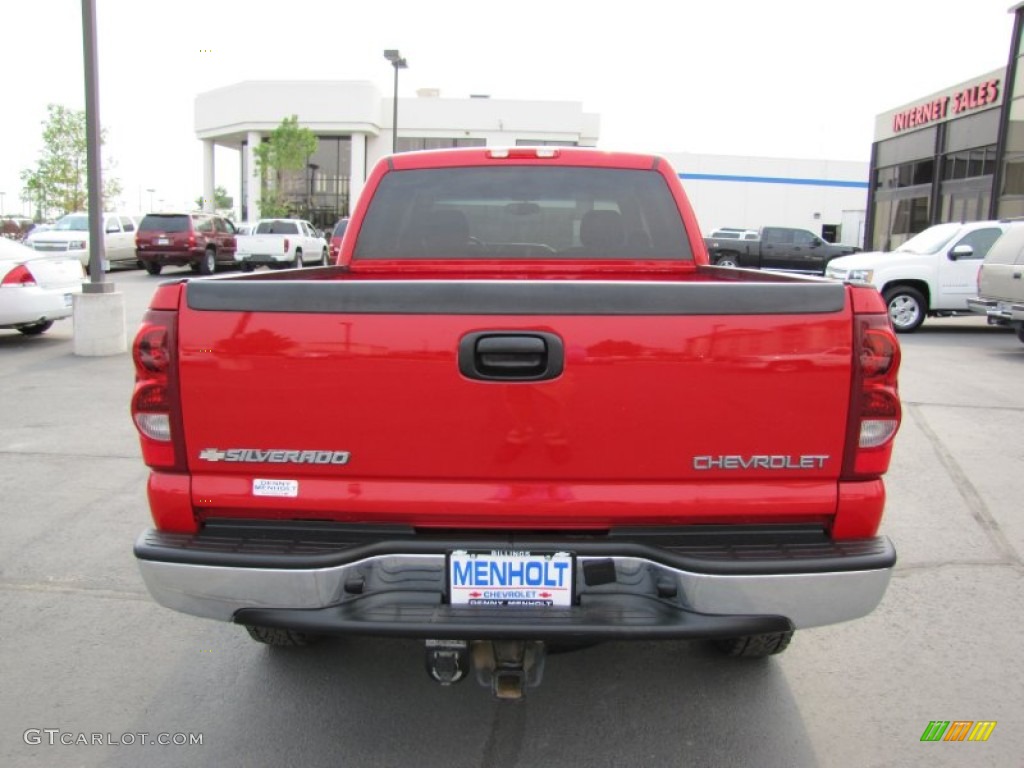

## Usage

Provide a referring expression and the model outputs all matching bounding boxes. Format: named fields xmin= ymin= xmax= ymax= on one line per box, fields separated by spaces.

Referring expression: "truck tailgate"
xmin=177 ymin=278 xmax=853 ymax=527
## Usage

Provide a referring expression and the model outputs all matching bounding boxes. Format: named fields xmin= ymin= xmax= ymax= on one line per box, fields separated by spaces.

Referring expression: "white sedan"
xmin=0 ymin=237 xmax=85 ymax=335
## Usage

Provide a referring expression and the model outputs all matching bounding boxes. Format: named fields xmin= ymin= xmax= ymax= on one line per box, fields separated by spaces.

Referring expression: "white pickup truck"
xmin=234 ymin=218 xmax=328 ymax=270
xmin=825 ymin=220 xmax=1020 ymax=332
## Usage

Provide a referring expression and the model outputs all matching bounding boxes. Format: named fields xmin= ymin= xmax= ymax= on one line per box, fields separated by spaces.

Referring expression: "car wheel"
xmin=240 ymin=262 xmax=254 ymax=273
xmin=17 ymin=320 xmax=55 ymax=336
xmin=320 ymin=248 xmax=328 ymax=266
xmin=1016 ymin=325 xmax=1024 ymax=345
xmin=199 ymin=247 xmax=216 ymax=276
xmin=715 ymin=255 xmax=739 ymax=268
xmin=244 ymin=625 xmax=321 ymax=647
xmin=293 ymin=250 xmax=303 ymax=269
xmin=883 ymin=285 xmax=926 ymax=332
xmin=712 ymin=630 xmax=793 ymax=658
xmin=143 ymin=262 xmax=162 ymax=276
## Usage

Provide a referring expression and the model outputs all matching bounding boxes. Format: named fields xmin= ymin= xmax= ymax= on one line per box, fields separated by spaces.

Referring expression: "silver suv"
xmin=967 ymin=225 xmax=1024 ymax=344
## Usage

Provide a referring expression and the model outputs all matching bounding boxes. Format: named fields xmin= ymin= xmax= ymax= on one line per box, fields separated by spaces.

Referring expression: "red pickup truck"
xmin=131 ymin=147 xmax=901 ymax=699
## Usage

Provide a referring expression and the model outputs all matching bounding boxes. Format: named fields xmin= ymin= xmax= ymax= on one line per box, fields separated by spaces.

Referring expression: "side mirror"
xmin=949 ymin=244 xmax=975 ymax=260
xmin=812 ymin=237 xmax=824 ymax=247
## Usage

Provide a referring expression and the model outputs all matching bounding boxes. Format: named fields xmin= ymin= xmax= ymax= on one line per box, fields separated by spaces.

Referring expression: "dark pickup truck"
xmin=705 ymin=226 xmax=859 ymax=273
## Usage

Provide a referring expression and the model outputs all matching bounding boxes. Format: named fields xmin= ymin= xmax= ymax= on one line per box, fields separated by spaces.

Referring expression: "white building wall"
xmin=665 ymin=152 xmax=870 ymax=247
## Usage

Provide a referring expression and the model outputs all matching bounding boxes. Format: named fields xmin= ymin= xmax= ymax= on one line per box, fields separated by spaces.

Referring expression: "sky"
xmin=1 ymin=0 xmax=1019 ymax=218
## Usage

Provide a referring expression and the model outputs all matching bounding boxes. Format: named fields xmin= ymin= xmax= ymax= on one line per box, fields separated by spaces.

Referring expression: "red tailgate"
xmin=175 ymin=278 xmax=853 ymax=529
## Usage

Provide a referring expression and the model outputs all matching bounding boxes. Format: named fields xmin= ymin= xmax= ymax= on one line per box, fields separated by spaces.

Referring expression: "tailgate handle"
xmin=459 ymin=332 xmax=564 ymax=381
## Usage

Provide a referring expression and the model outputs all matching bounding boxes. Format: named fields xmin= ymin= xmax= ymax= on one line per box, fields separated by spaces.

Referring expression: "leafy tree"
xmin=254 ymin=115 xmax=318 ymax=218
xmin=20 ymin=104 xmax=121 ymax=218
xmin=195 ymin=186 xmax=233 ymax=211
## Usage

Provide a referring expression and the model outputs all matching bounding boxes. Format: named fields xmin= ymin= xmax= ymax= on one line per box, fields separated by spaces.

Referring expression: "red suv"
xmin=135 ymin=213 xmax=237 ymax=275
xmin=328 ymin=218 xmax=349 ymax=263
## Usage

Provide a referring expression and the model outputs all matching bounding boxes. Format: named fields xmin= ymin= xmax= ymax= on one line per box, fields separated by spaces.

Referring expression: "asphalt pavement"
xmin=1 ymin=268 xmax=1022 ymax=767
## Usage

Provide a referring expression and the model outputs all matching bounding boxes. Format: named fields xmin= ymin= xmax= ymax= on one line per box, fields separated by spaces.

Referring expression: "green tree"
xmin=20 ymin=104 xmax=122 ymax=218
xmin=254 ymin=115 xmax=318 ymax=218
xmin=195 ymin=186 xmax=233 ymax=211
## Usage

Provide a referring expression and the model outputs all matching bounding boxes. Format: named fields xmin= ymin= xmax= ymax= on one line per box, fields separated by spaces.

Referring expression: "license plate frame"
xmin=156 ymin=237 xmax=170 ymax=245
xmin=447 ymin=550 xmax=574 ymax=607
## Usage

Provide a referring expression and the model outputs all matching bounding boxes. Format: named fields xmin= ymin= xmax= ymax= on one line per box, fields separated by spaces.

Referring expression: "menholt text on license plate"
xmin=449 ymin=550 xmax=573 ymax=607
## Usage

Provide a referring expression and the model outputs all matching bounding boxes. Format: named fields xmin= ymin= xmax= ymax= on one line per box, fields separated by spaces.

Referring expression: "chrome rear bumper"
xmin=135 ymin=525 xmax=895 ymax=637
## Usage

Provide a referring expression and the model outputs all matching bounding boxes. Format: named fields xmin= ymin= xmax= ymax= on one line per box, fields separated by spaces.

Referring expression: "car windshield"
xmin=894 ymin=223 xmax=962 ymax=254
xmin=53 ymin=214 xmax=89 ymax=232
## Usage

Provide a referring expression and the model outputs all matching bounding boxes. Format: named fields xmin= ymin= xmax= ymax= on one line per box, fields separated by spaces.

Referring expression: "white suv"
xmin=825 ymin=220 xmax=1020 ymax=332
xmin=25 ymin=212 xmax=140 ymax=270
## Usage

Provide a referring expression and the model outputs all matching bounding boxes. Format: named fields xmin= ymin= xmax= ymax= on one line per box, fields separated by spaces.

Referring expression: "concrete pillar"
xmin=202 ymin=140 xmax=215 ymax=212
xmin=247 ymin=131 xmax=262 ymax=220
xmin=349 ymin=133 xmax=367 ymax=214
xmin=73 ymin=290 xmax=126 ymax=356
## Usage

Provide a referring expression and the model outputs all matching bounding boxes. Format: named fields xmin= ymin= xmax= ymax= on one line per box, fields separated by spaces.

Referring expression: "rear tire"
xmin=1016 ymin=325 xmax=1024 ymax=344
xmin=713 ymin=630 xmax=793 ymax=658
xmin=143 ymin=262 xmax=162 ymax=276
xmin=199 ymin=247 xmax=217 ymax=276
xmin=292 ymin=250 xmax=303 ymax=269
xmin=17 ymin=320 xmax=54 ymax=336
xmin=715 ymin=254 xmax=739 ymax=268
xmin=320 ymin=248 xmax=328 ymax=266
xmin=244 ymin=625 xmax=321 ymax=647
xmin=883 ymin=285 xmax=926 ymax=332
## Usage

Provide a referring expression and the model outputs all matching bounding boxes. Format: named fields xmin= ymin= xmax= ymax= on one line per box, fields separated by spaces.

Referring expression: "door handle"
xmin=459 ymin=332 xmax=564 ymax=381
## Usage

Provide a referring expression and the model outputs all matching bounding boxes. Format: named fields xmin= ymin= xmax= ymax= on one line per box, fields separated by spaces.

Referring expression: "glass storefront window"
xmin=891 ymin=197 xmax=930 ymax=236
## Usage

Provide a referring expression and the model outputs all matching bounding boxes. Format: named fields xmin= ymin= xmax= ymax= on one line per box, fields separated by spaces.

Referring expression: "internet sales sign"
xmin=449 ymin=550 xmax=573 ymax=607
xmin=892 ymin=79 xmax=1000 ymax=133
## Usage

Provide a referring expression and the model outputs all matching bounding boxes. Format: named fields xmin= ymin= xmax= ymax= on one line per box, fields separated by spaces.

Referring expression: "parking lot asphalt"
xmin=1 ymin=269 xmax=1022 ymax=768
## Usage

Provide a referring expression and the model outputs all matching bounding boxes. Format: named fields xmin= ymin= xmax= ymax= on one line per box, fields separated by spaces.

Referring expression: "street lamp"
xmin=146 ymin=188 xmax=155 ymax=212
xmin=383 ymin=49 xmax=408 ymax=154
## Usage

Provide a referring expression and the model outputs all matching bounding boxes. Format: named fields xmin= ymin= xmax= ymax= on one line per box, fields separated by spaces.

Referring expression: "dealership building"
xmin=866 ymin=3 xmax=1024 ymax=251
xmin=195 ymin=81 xmax=870 ymax=242
xmin=196 ymin=4 xmax=1024 ymax=247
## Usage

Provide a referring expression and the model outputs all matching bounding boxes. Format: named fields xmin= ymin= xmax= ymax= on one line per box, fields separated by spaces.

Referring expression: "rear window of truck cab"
xmin=353 ymin=166 xmax=693 ymax=260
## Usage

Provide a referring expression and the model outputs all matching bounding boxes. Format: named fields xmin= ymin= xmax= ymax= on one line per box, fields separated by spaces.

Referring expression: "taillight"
xmin=843 ymin=298 xmax=902 ymax=480
xmin=2 ymin=264 xmax=36 ymax=287
xmin=283 ymin=237 xmax=290 ymax=255
xmin=188 ymin=232 xmax=196 ymax=248
xmin=131 ymin=298 xmax=186 ymax=472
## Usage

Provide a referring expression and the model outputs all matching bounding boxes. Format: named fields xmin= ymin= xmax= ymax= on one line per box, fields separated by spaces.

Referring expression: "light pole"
xmin=146 ymin=188 xmax=155 ymax=212
xmin=383 ymin=49 xmax=408 ymax=154
xmin=0 ymin=191 xmax=5 ymax=216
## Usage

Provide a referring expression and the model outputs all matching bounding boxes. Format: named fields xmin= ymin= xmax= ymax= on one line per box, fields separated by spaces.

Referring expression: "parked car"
xmin=0 ymin=237 xmax=84 ymax=335
xmin=826 ymin=220 xmax=1018 ymax=332
xmin=704 ymin=225 xmax=859 ymax=273
xmin=967 ymin=224 xmax=1024 ymax=343
xmin=24 ymin=212 xmax=139 ymax=270
xmin=135 ymin=213 xmax=238 ymax=276
xmin=234 ymin=218 xmax=328 ymax=270
xmin=1 ymin=216 xmax=36 ymax=241
xmin=329 ymin=218 xmax=349 ymax=262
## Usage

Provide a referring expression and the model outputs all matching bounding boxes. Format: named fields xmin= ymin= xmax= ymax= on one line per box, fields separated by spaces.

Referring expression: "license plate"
xmin=63 ymin=293 xmax=73 ymax=307
xmin=156 ymin=237 xmax=169 ymax=245
xmin=448 ymin=550 xmax=573 ymax=607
